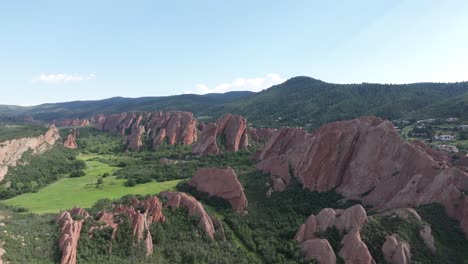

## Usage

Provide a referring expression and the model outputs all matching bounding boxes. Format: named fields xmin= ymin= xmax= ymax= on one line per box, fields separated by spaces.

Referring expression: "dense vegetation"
xmin=0 ymin=204 xmax=60 ymax=263
xmin=71 ymin=195 xmax=257 ymax=264
xmin=183 ymin=169 xmax=358 ymax=264
xmin=0 ymin=146 xmax=83 ymax=199
xmin=361 ymin=204 xmax=468 ymax=264
xmin=2 ymin=77 xmax=468 ymax=128
xmin=0 ymin=124 xmax=47 ymax=142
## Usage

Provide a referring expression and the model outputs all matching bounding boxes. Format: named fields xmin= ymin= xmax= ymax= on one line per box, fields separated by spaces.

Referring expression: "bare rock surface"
xmin=160 ymin=191 xmax=217 ymax=239
xmin=63 ymin=128 xmax=78 ymax=149
xmin=56 ymin=197 xmax=165 ymax=262
xmin=55 ymin=207 xmax=90 ymax=264
xmin=381 ymin=234 xmax=411 ymax=264
xmin=192 ymin=114 xmax=248 ymax=155
xmin=94 ymin=111 xmax=197 ymax=151
xmin=294 ymin=205 xmax=374 ymax=264
xmin=300 ymin=239 xmax=336 ymax=264
xmin=53 ymin=119 xmax=90 ymax=127
xmin=257 ymin=116 xmax=468 ymax=237
xmin=189 ymin=167 xmax=248 ymax=212
xmin=248 ymin=127 xmax=276 ymax=143
xmin=0 ymin=125 xmax=60 ymax=181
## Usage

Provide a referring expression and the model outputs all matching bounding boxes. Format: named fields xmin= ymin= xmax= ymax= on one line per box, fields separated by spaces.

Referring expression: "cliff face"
xmin=93 ymin=111 xmax=197 ymax=151
xmin=53 ymin=119 xmax=90 ymax=127
xmin=63 ymin=129 xmax=78 ymax=149
xmin=257 ymin=116 xmax=468 ymax=238
xmin=0 ymin=125 xmax=60 ymax=181
xmin=192 ymin=114 xmax=248 ymax=156
xmin=189 ymin=167 xmax=248 ymax=212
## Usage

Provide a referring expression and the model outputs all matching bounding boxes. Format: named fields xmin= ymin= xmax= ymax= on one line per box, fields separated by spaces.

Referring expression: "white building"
xmin=459 ymin=125 xmax=468 ymax=131
xmin=435 ymin=145 xmax=459 ymax=153
xmin=434 ymin=135 xmax=455 ymax=141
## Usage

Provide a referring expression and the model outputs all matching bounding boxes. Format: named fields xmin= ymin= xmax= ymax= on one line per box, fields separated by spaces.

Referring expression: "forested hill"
xmin=215 ymin=77 xmax=468 ymax=128
xmin=2 ymin=77 xmax=468 ymax=128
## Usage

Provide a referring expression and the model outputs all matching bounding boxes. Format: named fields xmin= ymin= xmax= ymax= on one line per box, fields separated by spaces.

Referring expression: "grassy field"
xmin=2 ymin=154 xmax=181 ymax=214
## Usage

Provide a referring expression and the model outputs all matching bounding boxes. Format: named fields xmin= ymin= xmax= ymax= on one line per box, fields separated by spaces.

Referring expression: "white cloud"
xmin=186 ymin=73 xmax=286 ymax=94
xmin=32 ymin=73 xmax=96 ymax=84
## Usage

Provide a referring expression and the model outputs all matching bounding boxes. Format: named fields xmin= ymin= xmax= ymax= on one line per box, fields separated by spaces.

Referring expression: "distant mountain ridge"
xmin=2 ymin=76 xmax=468 ymax=128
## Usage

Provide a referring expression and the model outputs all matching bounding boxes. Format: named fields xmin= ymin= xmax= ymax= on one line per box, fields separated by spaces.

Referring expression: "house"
xmin=435 ymin=145 xmax=459 ymax=153
xmin=446 ymin=117 xmax=459 ymax=123
xmin=434 ymin=135 xmax=455 ymax=141
xmin=459 ymin=125 xmax=468 ymax=131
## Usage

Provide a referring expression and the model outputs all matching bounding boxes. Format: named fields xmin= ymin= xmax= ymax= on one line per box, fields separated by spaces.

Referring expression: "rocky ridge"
xmin=257 ymin=116 xmax=468 ymax=238
xmin=192 ymin=114 xmax=248 ymax=155
xmin=94 ymin=112 xmax=197 ymax=151
xmin=0 ymin=125 xmax=60 ymax=181
xmin=63 ymin=128 xmax=78 ymax=149
xmin=189 ymin=167 xmax=248 ymax=212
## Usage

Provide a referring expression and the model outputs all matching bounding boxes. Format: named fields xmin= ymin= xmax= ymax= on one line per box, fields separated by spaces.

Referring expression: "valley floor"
xmin=2 ymin=154 xmax=181 ymax=214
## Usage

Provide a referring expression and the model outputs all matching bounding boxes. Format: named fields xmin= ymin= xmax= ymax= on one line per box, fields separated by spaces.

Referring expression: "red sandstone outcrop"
xmin=192 ymin=123 xmax=220 ymax=155
xmin=0 ymin=125 xmax=60 ymax=181
xmin=54 ymin=119 xmax=90 ymax=127
xmin=192 ymin=114 xmax=248 ymax=156
xmin=63 ymin=129 xmax=78 ymax=149
xmin=55 ymin=207 xmax=90 ymax=264
xmin=382 ymin=234 xmax=411 ymax=264
xmin=257 ymin=116 xmax=468 ymax=238
xmin=56 ymin=197 xmax=165 ymax=262
xmin=340 ymin=227 xmax=375 ymax=264
xmin=294 ymin=205 xmax=374 ymax=264
xmin=102 ymin=196 xmax=165 ymax=255
xmin=300 ymin=239 xmax=336 ymax=264
xmin=248 ymin=127 xmax=276 ymax=143
xmin=160 ymin=191 xmax=217 ymax=239
xmin=189 ymin=167 xmax=248 ymax=212
xmin=94 ymin=111 xmax=197 ymax=151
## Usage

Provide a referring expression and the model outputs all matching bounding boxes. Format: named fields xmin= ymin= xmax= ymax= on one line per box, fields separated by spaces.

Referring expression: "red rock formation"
xmin=54 ymin=119 xmax=90 ymax=127
xmin=294 ymin=205 xmax=374 ymax=264
xmin=248 ymin=127 xmax=276 ymax=143
xmin=95 ymin=196 xmax=165 ymax=255
xmin=192 ymin=123 xmax=220 ymax=155
xmin=56 ymin=197 xmax=165 ymax=261
xmin=192 ymin=114 xmax=248 ymax=155
xmin=300 ymin=239 xmax=336 ymax=264
xmin=411 ymin=140 xmax=450 ymax=163
xmin=126 ymin=115 xmax=145 ymax=151
xmin=189 ymin=167 xmax=248 ymax=212
xmin=340 ymin=227 xmax=376 ymax=264
xmin=63 ymin=129 xmax=78 ymax=149
xmin=55 ymin=207 xmax=90 ymax=264
xmin=381 ymin=234 xmax=411 ymax=264
xmin=0 ymin=125 xmax=60 ymax=181
xmin=258 ymin=116 xmax=468 ymax=238
xmin=160 ymin=191 xmax=217 ymax=239
xmin=94 ymin=111 xmax=197 ymax=151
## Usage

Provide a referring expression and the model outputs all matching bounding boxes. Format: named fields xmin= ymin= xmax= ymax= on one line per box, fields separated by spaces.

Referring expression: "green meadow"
xmin=2 ymin=154 xmax=181 ymax=214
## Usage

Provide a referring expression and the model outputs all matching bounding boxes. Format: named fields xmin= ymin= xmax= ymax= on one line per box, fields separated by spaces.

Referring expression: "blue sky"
xmin=1 ymin=0 xmax=468 ymax=105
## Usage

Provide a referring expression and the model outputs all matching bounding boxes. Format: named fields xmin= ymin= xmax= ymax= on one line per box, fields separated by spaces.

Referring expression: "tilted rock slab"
xmin=94 ymin=111 xmax=197 ymax=151
xmin=63 ymin=128 xmax=78 ymax=149
xmin=0 ymin=125 xmax=60 ymax=181
xmin=57 ymin=196 xmax=165 ymax=262
xmin=55 ymin=207 xmax=90 ymax=264
xmin=54 ymin=119 xmax=90 ymax=127
xmin=189 ymin=167 xmax=248 ymax=212
xmin=382 ymin=234 xmax=411 ymax=264
xmin=160 ymin=191 xmax=217 ymax=239
xmin=294 ymin=205 xmax=374 ymax=264
xmin=192 ymin=114 xmax=248 ymax=155
xmin=257 ymin=116 xmax=468 ymax=238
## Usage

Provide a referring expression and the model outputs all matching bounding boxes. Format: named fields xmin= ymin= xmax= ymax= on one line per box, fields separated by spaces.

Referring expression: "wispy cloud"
xmin=186 ymin=73 xmax=286 ymax=94
xmin=32 ymin=73 xmax=96 ymax=84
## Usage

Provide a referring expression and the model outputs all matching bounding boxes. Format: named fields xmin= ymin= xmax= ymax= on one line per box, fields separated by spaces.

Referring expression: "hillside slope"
xmin=2 ymin=77 xmax=468 ymax=128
